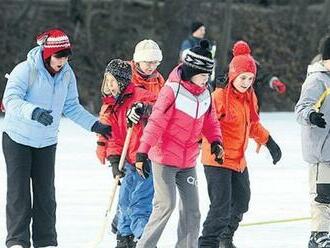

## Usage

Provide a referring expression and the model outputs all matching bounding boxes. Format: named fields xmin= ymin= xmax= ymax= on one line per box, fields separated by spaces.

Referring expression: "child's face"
xmin=232 ymin=72 xmax=255 ymax=93
xmin=102 ymin=73 xmax=120 ymax=97
xmin=50 ymin=55 xmax=68 ymax=72
xmin=191 ymin=73 xmax=209 ymax=87
xmin=137 ymin=61 xmax=160 ymax=75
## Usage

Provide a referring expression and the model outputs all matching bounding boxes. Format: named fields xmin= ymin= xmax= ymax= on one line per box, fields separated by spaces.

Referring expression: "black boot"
xmin=116 ymin=234 xmax=135 ymax=248
xmin=308 ymin=232 xmax=330 ymax=248
xmin=128 ymin=235 xmax=137 ymax=248
xmin=219 ymin=239 xmax=237 ymax=248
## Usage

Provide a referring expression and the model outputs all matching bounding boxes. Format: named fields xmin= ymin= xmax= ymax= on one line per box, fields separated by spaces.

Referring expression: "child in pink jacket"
xmin=135 ymin=40 xmax=224 ymax=248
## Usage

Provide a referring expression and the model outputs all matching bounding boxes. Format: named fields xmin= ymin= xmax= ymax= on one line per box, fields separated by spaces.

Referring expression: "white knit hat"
xmin=133 ymin=39 xmax=163 ymax=62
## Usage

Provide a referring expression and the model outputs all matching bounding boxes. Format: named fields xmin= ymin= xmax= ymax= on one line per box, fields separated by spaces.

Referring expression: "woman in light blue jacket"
xmin=2 ymin=28 xmax=111 ymax=248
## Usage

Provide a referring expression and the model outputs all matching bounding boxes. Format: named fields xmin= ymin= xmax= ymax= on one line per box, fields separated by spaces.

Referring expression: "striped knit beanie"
xmin=181 ymin=39 xmax=214 ymax=81
xmin=36 ymin=28 xmax=71 ymax=60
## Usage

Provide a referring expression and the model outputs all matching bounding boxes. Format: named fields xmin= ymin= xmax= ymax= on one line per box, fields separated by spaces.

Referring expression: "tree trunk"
xmin=219 ymin=0 xmax=233 ymax=70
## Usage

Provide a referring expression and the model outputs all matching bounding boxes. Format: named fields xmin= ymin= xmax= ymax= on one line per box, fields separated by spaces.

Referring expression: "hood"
xmin=27 ymin=46 xmax=44 ymax=70
xmin=27 ymin=46 xmax=70 ymax=74
xmin=131 ymin=62 xmax=161 ymax=86
xmin=307 ymin=62 xmax=330 ymax=76
xmin=167 ymin=65 xmax=206 ymax=95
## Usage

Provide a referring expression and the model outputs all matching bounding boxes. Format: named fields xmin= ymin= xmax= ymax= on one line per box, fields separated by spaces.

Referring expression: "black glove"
xmin=211 ymin=141 xmax=224 ymax=164
xmin=135 ymin=153 xmax=151 ymax=179
xmin=108 ymin=155 xmax=125 ymax=178
xmin=309 ymin=111 xmax=326 ymax=128
xmin=31 ymin=107 xmax=53 ymax=126
xmin=126 ymin=102 xmax=145 ymax=127
xmin=265 ymin=136 xmax=282 ymax=165
xmin=91 ymin=121 xmax=112 ymax=139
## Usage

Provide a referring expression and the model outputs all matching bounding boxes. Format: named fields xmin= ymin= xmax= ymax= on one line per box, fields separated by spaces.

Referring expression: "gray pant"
xmin=309 ymin=163 xmax=330 ymax=232
xmin=136 ymin=162 xmax=200 ymax=248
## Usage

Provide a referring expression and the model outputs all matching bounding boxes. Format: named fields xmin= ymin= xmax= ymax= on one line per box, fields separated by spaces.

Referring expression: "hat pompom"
xmin=233 ymin=41 xmax=251 ymax=57
xmin=36 ymin=32 xmax=49 ymax=46
xmin=200 ymin=39 xmax=210 ymax=50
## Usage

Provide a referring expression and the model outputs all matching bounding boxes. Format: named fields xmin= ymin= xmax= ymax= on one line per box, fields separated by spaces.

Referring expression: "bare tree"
xmin=219 ymin=0 xmax=233 ymax=70
xmin=310 ymin=0 xmax=330 ymax=54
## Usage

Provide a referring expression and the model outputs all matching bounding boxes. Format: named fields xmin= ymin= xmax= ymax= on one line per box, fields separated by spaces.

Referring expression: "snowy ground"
xmin=0 ymin=112 xmax=311 ymax=248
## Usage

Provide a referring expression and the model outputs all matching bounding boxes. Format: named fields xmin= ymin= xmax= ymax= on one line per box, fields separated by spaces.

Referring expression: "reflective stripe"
xmin=314 ymin=88 xmax=330 ymax=112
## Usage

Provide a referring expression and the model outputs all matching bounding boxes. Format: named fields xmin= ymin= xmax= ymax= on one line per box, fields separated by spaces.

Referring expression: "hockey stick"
xmin=241 ymin=216 xmax=311 ymax=227
xmin=88 ymin=126 xmax=134 ymax=248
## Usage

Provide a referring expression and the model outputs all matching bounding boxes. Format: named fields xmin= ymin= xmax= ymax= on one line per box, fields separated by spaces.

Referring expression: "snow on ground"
xmin=0 ymin=112 xmax=311 ymax=247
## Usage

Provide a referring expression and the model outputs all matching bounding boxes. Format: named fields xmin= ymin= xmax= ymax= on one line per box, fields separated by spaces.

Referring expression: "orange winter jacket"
xmin=201 ymin=87 xmax=269 ymax=172
xmin=130 ymin=61 xmax=165 ymax=95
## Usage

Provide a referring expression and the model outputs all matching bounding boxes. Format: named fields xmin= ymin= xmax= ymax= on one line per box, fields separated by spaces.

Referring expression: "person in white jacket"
xmin=295 ymin=35 xmax=330 ymax=248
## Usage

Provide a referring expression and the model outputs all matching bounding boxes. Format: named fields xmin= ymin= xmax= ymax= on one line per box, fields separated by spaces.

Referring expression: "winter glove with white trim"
xmin=91 ymin=121 xmax=112 ymax=139
xmin=31 ymin=107 xmax=53 ymax=126
xmin=211 ymin=141 xmax=224 ymax=164
xmin=135 ymin=153 xmax=151 ymax=179
xmin=265 ymin=136 xmax=282 ymax=165
xmin=309 ymin=111 xmax=326 ymax=128
xmin=126 ymin=102 xmax=145 ymax=127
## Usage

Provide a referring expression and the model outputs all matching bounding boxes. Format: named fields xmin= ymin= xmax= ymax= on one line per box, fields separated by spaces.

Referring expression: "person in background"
xmin=96 ymin=59 xmax=157 ymax=248
xmin=135 ymin=40 xmax=224 ymax=248
xmin=295 ymin=35 xmax=330 ymax=248
xmin=179 ymin=21 xmax=206 ymax=62
xmin=199 ymin=41 xmax=282 ymax=248
xmin=2 ymin=28 xmax=111 ymax=248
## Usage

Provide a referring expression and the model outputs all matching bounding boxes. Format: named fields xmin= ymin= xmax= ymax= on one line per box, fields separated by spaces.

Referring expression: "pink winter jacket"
xmin=138 ymin=65 xmax=222 ymax=169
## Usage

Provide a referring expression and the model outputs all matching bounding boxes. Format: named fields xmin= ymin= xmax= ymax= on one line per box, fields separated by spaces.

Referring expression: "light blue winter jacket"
xmin=295 ymin=62 xmax=330 ymax=164
xmin=2 ymin=46 xmax=97 ymax=148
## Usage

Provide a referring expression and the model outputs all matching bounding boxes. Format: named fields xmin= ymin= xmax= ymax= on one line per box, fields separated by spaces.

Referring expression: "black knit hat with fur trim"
xmin=105 ymin=59 xmax=132 ymax=92
xmin=181 ymin=39 xmax=214 ymax=81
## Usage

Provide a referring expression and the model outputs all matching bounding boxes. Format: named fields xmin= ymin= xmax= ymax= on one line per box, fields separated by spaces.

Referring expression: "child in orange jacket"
xmin=130 ymin=39 xmax=165 ymax=95
xmin=198 ymin=41 xmax=282 ymax=248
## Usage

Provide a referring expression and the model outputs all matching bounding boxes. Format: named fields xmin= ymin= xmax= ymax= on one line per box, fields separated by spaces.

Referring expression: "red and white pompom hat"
xmin=228 ymin=40 xmax=257 ymax=84
xmin=36 ymin=28 xmax=71 ymax=60
xmin=225 ymin=41 xmax=259 ymax=123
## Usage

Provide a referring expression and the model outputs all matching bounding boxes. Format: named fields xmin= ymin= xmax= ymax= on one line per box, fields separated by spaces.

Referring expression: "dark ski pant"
xmin=2 ymin=132 xmax=58 ymax=248
xmin=198 ymin=166 xmax=250 ymax=248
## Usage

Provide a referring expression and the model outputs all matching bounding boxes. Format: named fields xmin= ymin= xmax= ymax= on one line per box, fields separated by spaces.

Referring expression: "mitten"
xmin=31 ymin=107 xmax=53 ymax=126
xmin=108 ymin=155 xmax=125 ymax=178
xmin=91 ymin=121 xmax=112 ymax=139
xmin=272 ymin=80 xmax=286 ymax=94
xmin=135 ymin=153 xmax=151 ymax=179
xmin=265 ymin=136 xmax=282 ymax=165
xmin=309 ymin=112 xmax=326 ymax=128
xmin=211 ymin=141 xmax=224 ymax=164
xmin=126 ymin=102 xmax=145 ymax=127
